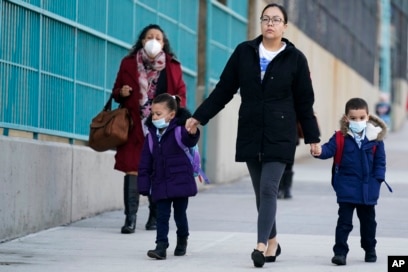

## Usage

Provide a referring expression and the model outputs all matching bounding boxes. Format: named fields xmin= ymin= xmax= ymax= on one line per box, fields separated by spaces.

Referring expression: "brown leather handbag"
xmin=88 ymin=94 xmax=132 ymax=152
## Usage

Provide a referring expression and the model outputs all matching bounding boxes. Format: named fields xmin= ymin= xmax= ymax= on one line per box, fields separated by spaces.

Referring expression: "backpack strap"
xmin=370 ymin=143 xmax=392 ymax=193
xmin=147 ymin=132 xmax=153 ymax=153
xmin=175 ymin=126 xmax=193 ymax=160
xmin=175 ymin=126 xmax=210 ymax=184
xmin=331 ymin=130 xmax=344 ymax=185
xmin=384 ymin=180 xmax=393 ymax=192
xmin=334 ymin=130 xmax=344 ymax=167
xmin=333 ymin=132 xmax=392 ymax=193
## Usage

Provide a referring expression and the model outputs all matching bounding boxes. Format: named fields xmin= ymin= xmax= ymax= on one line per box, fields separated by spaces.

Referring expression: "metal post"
xmin=380 ymin=0 xmax=391 ymax=94
xmin=378 ymin=0 xmax=393 ymax=129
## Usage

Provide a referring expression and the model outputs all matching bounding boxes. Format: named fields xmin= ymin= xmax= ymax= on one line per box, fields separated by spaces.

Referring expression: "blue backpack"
xmin=147 ymin=126 xmax=210 ymax=184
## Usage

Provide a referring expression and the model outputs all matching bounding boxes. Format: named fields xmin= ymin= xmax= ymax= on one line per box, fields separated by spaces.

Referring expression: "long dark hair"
xmin=128 ymin=24 xmax=174 ymax=56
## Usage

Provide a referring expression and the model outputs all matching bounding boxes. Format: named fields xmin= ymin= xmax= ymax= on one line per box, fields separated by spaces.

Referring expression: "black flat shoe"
xmin=251 ymin=249 xmax=265 ymax=268
xmin=265 ymin=243 xmax=281 ymax=262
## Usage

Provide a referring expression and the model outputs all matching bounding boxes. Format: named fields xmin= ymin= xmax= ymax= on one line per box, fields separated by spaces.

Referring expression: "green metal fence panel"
xmin=0 ymin=0 xmax=199 ymax=141
xmin=42 ymin=0 xmax=76 ymax=20
xmin=228 ymin=0 xmax=247 ymax=18
xmin=0 ymin=2 xmax=40 ymax=67
xmin=76 ymin=31 xmax=105 ymax=87
xmin=107 ymin=0 xmax=133 ymax=43
xmin=77 ymin=0 xmax=107 ymax=33
xmin=207 ymin=0 xmax=247 ymax=85
xmin=0 ymin=63 xmax=39 ymax=127
xmin=40 ymin=74 xmax=74 ymax=132
xmin=20 ymin=0 xmax=40 ymax=7
xmin=42 ymin=17 xmax=75 ymax=78
xmin=75 ymin=84 xmax=105 ymax=135
xmin=106 ymin=42 xmax=129 ymax=90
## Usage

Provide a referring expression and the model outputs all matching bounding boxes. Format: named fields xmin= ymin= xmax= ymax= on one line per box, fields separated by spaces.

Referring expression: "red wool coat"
xmin=112 ymin=53 xmax=186 ymax=173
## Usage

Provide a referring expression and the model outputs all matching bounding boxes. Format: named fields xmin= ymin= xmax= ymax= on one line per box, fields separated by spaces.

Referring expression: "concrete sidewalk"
xmin=1 ymin=120 xmax=408 ymax=272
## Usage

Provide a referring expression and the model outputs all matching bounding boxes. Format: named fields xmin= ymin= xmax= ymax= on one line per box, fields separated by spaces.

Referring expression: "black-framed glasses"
xmin=260 ymin=16 xmax=284 ymax=25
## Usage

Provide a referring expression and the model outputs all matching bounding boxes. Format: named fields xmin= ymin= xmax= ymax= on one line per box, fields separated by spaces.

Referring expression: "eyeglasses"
xmin=260 ymin=16 xmax=284 ymax=25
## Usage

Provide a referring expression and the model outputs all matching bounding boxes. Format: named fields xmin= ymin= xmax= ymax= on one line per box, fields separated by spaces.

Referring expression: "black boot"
xmin=278 ymin=170 xmax=294 ymax=199
xmin=174 ymin=236 xmax=188 ymax=256
xmin=147 ymin=242 xmax=168 ymax=260
xmin=121 ymin=175 xmax=139 ymax=234
xmin=145 ymin=195 xmax=157 ymax=230
xmin=283 ymin=170 xmax=293 ymax=199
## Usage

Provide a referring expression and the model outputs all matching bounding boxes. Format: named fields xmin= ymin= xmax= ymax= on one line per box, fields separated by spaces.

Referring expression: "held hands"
xmin=310 ymin=143 xmax=322 ymax=156
xmin=185 ymin=117 xmax=200 ymax=135
xmin=120 ymin=85 xmax=132 ymax=97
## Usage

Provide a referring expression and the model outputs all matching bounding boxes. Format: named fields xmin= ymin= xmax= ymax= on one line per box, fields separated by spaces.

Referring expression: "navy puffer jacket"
xmin=317 ymin=115 xmax=387 ymax=205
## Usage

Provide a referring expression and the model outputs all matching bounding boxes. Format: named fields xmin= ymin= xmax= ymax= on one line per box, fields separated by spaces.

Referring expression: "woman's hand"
xmin=185 ymin=117 xmax=200 ymax=134
xmin=120 ymin=85 xmax=132 ymax=97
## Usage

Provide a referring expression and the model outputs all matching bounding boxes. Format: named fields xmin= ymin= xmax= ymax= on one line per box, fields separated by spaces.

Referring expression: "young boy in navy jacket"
xmin=313 ymin=97 xmax=389 ymax=266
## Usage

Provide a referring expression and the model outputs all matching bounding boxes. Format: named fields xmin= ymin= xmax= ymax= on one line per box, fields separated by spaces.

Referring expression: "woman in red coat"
xmin=111 ymin=24 xmax=186 ymax=234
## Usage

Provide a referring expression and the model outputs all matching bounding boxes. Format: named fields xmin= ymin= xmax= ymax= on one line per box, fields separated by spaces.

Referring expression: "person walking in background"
xmin=111 ymin=24 xmax=187 ymax=234
xmin=375 ymin=93 xmax=392 ymax=129
xmin=312 ymin=97 xmax=389 ymax=266
xmin=277 ymin=162 xmax=294 ymax=199
xmin=138 ymin=94 xmax=199 ymax=260
xmin=185 ymin=3 xmax=320 ymax=268
xmin=279 ymin=124 xmax=306 ymax=199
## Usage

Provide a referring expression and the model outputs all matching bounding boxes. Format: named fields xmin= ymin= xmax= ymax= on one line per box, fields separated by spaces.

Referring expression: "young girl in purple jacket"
xmin=138 ymin=93 xmax=200 ymax=260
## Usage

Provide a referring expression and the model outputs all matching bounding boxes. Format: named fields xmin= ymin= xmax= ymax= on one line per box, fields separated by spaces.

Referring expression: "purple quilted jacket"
xmin=138 ymin=116 xmax=200 ymax=202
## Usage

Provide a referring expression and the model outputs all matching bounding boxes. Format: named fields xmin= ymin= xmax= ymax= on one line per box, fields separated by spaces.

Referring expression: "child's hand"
xmin=310 ymin=143 xmax=322 ymax=156
xmin=187 ymin=126 xmax=197 ymax=135
xmin=186 ymin=118 xmax=200 ymax=133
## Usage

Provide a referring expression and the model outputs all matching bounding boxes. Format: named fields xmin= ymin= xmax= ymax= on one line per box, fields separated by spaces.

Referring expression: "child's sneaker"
xmin=365 ymin=250 xmax=377 ymax=262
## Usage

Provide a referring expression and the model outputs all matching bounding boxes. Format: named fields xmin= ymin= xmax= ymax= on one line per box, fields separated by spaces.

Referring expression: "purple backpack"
xmin=147 ymin=126 xmax=210 ymax=184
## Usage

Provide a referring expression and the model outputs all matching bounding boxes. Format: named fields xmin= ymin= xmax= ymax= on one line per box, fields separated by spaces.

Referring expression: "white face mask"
xmin=144 ymin=39 xmax=162 ymax=58
xmin=349 ymin=120 xmax=367 ymax=133
xmin=152 ymin=117 xmax=169 ymax=129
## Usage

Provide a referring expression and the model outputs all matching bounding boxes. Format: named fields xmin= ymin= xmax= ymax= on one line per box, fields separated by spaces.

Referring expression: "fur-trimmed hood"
xmin=339 ymin=114 xmax=387 ymax=141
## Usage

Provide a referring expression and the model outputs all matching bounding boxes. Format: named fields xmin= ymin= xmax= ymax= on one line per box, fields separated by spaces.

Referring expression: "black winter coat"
xmin=193 ymin=36 xmax=320 ymax=164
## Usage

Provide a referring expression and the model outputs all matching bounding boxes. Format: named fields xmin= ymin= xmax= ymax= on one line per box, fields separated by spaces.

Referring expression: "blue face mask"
xmin=349 ymin=120 xmax=367 ymax=133
xmin=152 ymin=118 xmax=169 ymax=129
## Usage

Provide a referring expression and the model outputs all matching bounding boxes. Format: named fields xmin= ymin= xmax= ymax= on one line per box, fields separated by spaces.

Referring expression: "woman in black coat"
xmin=186 ymin=3 xmax=320 ymax=268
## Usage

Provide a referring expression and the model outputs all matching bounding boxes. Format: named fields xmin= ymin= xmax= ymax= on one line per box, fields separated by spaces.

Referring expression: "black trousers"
xmin=333 ymin=202 xmax=377 ymax=256
xmin=246 ymin=161 xmax=286 ymax=244
xmin=155 ymin=197 xmax=189 ymax=245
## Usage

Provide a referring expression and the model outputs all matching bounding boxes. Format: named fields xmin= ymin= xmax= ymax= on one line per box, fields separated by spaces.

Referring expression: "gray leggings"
xmin=246 ymin=160 xmax=286 ymax=244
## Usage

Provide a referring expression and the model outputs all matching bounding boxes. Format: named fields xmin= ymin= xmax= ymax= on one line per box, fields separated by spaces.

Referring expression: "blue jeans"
xmin=334 ymin=202 xmax=377 ymax=256
xmin=155 ymin=197 xmax=189 ymax=245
